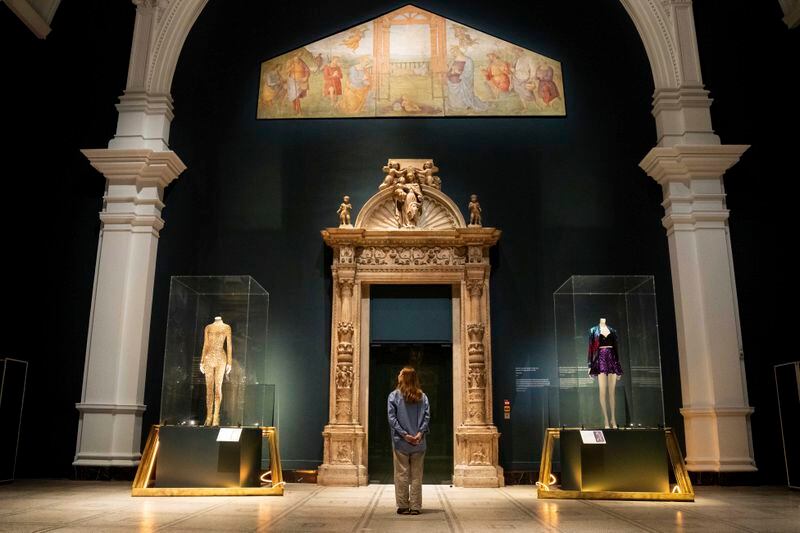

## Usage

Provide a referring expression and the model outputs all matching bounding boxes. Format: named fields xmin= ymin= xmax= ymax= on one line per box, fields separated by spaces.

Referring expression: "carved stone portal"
xmin=318 ymin=159 xmax=503 ymax=487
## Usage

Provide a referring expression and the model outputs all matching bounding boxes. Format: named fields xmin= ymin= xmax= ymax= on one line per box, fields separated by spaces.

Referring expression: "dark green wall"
xmin=371 ymin=285 xmax=453 ymax=343
xmin=153 ymin=0 xmax=672 ymax=470
xmin=2 ymin=0 xmax=795 ymax=483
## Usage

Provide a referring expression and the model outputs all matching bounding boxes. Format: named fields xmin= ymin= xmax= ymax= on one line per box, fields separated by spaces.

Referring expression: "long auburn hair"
xmin=397 ymin=366 xmax=423 ymax=403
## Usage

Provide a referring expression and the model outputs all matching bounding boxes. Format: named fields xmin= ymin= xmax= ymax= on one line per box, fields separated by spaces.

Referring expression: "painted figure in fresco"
xmin=341 ymin=27 xmax=368 ymax=51
xmin=341 ymin=56 xmax=373 ymax=114
xmin=510 ymin=48 xmax=537 ymax=109
xmin=535 ymin=62 xmax=560 ymax=106
xmin=259 ymin=66 xmax=285 ymax=112
xmin=451 ymin=24 xmax=479 ymax=49
xmin=389 ymin=95 xmax=439 ymax=115
xmin=483 ymin=52 xmax=511 ymax=99
xmin=286 ymin=53 xmax=311 ymax=114
xmin=323 ymin=56 xmax=343 ymax=105
xmin=312 ymin=53 xmax=325 ymax=72
xmin=446 ymin=46 xmax=488 ymax=112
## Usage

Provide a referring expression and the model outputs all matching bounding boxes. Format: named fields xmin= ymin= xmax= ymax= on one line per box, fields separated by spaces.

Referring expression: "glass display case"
xmin=160 ymin=276 xmax=272 ymax=427
xmin=554 ymin=275 xmax=664 ymax=429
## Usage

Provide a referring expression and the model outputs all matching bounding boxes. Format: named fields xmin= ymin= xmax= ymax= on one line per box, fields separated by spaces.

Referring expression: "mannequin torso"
xmin=200 ymin=316 xmax=232 ymax=426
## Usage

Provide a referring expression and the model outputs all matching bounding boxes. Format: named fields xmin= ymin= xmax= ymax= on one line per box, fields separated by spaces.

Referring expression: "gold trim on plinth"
xmin=537 ymin=488 xmax=695 ymax=502
xmin=131 ymin=486 xmax=286 ymax=497
xmin=131 ymin=425 xmax=285 ymax=497
xmin=535 ymin=427 xmax=695 ymax=502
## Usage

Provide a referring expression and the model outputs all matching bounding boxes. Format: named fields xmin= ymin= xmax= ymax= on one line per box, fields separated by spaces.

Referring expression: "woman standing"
xmin=388 ymin=367 xmax=430 ymax=515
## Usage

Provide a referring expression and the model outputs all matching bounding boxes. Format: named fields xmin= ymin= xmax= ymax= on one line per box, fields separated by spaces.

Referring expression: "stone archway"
xmin=318 ymin=159 xmax=503 ymax=487
xmin=76 ymin=1 xmax=756 ymax=475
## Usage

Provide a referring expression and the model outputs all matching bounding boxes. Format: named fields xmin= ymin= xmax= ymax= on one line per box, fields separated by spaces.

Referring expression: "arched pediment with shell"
xmin=355 ymin=186 xmax=466 ymax=230
xmin=353 ymin=158 xmax=466 ymax=230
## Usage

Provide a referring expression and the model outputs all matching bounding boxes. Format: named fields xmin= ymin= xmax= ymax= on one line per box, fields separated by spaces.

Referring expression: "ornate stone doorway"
xmin=319 ymin=159 xmax=504 ymax=487
xmin=366 ymin=341 xmax=453 ymax=484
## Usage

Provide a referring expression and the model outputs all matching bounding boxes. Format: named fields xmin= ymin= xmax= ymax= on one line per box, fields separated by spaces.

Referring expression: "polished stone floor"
xmin=0 ymin=481 xmax=798 ymax=532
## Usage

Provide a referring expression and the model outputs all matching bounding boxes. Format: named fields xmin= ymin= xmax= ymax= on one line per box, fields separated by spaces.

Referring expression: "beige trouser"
xmin=393 ymin=448 xmax=425 ymax=510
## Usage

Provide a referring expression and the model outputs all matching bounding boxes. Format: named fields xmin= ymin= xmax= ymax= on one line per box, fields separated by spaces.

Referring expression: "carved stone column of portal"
xmin=454 ymin=246 xmax=504 ymax=487
xmin=318 ymin=245 xmax=367 ymax=486
xmin=335 ymin=279 xmax=355 ymax=423
xmin=466 ymin=278 xmax=487 ymax=425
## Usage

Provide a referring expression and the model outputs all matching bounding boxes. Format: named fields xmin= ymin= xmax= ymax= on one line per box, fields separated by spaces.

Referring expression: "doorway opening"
xmin=367 ymin=283 xmax=453 ymax=484
xmin=367 ymin=343 xmax=453 ymax=484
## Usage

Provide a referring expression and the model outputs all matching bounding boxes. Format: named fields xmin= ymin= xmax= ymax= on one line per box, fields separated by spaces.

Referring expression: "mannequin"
xmin=199 ymin=316 xmax=232 ymax=426
xmin=587 ymin=318 xmax=623 ymax=428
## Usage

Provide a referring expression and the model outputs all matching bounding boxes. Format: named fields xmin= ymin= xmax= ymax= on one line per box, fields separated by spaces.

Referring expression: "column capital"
xmin=83 ymin=149 xmax=186 ymax=235
xmin=640 ymin=144 xmax=749 ymax=184
xmin=82 ymin=149 xmax=186 ymax=188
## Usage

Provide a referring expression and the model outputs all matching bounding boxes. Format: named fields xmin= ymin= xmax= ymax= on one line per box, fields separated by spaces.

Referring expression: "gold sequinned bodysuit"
xmin=200 ymin=318 xmax=232 ymax=426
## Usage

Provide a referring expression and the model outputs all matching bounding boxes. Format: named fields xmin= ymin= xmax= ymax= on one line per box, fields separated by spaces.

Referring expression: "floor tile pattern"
xmin=0 ymin=481 xmax=798 ymax=532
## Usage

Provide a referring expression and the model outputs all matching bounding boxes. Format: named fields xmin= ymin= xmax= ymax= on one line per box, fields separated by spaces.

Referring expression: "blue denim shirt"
xmin=387 ymin=389 xmax=430 ymax=454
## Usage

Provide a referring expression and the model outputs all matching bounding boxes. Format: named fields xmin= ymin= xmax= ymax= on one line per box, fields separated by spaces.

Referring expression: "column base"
xmin=681 ymin=406 xmax=757 ymax=472
xmin=453 ymin=464 xmax=505 ymax=487
xmin=317 ymin=464 xmax=368 ymax=486
xmin=73 ymin=403 xmax=146 ymax=467
xmin=454 ymin=424 xmax=504 ymax=487
xmin=318 ymin=424 xmax=368 ymax=486
xmin=73 ymin=455 xmax=142 ymax=468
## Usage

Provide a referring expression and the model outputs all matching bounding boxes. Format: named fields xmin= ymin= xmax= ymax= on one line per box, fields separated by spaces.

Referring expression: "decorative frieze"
xmin=356 ymin=246 xmax=467 ymax=267
xmin=338 ymin=246 xmax=355 ymax=264
xmin=467 ymin=246 xmax=484 ymax=264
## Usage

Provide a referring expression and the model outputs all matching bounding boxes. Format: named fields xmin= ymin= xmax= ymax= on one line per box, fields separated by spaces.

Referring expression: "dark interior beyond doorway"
xmin=368 ymin=343 xmax=453 ymax=484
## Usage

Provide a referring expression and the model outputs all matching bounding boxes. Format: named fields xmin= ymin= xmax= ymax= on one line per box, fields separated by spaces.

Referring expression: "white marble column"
xmin=641 ymin=145 xmax=756 ymax=472
xmin=73 ymin=0 xmax=194 ymax=467
xmin=74 ymin=149 xmax=185 ymax=466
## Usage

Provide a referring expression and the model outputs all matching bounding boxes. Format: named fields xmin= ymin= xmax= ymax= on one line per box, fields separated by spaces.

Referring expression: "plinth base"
xmin=453 ymin=464 xmax=505 ymax=487
xmin=454 ymin=424 xmax=504 ymax=487
xmin=318 ymin=424 xmax=368 ymax=486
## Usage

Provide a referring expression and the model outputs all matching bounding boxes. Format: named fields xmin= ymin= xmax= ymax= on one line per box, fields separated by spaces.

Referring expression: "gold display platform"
xmin=132 ymin=425 xmax=284 ymax=496
xmin=536 ymin=427 xmax=694 ymax=502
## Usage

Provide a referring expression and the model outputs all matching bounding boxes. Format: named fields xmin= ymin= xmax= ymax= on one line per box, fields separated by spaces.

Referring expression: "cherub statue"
xmin=380 ymin=161 xmax=402 ymax=190
xmin=415 ymin=161 xmax=441 ymax=189
xmin=468 ymin=194 xmax=482 ymax=226
xmin=337 ymin=195 xmax=353 ymax=228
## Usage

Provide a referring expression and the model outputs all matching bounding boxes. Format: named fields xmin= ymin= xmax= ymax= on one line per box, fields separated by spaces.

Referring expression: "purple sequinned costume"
xmin=588 ymin=325 xmax=623 ymax=376
xmin=589 ymin=346 xmax=623 ymax=376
